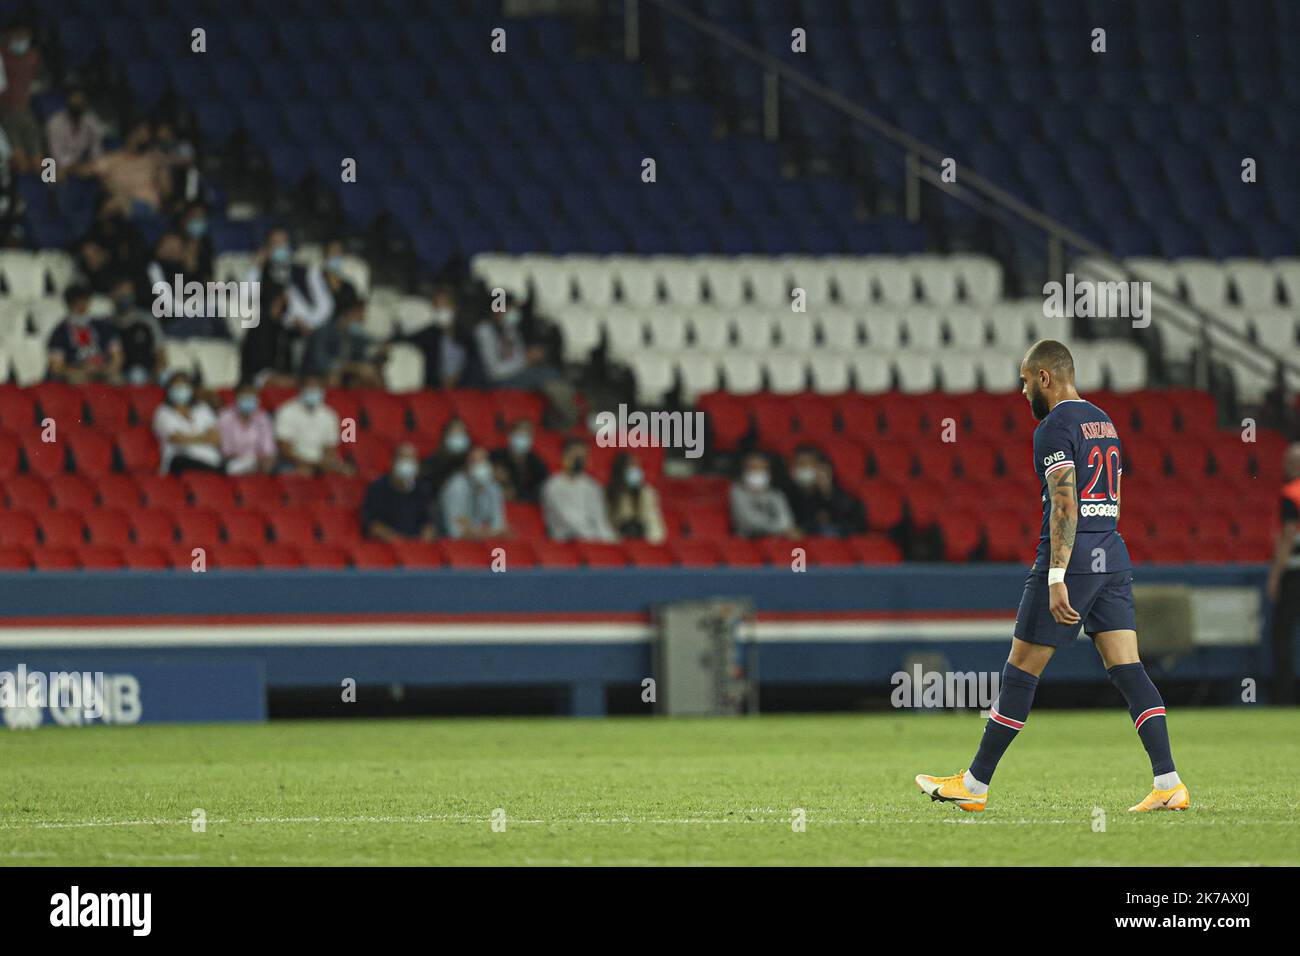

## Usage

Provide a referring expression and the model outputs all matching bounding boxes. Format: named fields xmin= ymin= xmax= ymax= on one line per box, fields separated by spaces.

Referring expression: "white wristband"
xmin=1047 ymin=568 xmax=1066 ymax=586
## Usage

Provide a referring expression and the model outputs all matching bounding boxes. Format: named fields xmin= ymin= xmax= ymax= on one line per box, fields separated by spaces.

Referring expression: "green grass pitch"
xmin=2 ymin=709 xmax=1296 ymax=866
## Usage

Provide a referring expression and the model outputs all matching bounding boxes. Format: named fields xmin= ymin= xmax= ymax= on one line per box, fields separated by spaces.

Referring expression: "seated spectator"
xmin=490 ymin=419 xmax=549 ymax=503
xmin=321 ymin=238 xmax=361 ymax=316
xmin=218 ymin=383 xmax=276 ymax=475
xmin=77 ymin=197 xmax=148 ymax=295
xmin=45 ymin=84 xmax=105 ymax=175
xmin=176 ymin=200 xmax=214 ymax=281
xmin=784 ymin=446 xmax=867 ymax=537
xmin=473 ymin=298 xmax=577 ymax=429
xmin=85 ymin=119 xmax=170 ymax=216
xmin=730 ymin=452 xmax=798 ymax=539
xmin=0 ymin=18 xmax=43 ymax=175
xmin=153 ymin=370 xmax=222 ymax=475
xmin=305 ymin=299 xmax=386 ymax=387
xmin=274 ymin=374 xmax=352 ymax=476
xmin=108 ymin=275 xmax=165 ymax=385
xmin=541 ymin=438 xmax=617 ymax=542
xmin=606 ymin=452 xmax=666 ymax=544
xmin=440 ymin=445 xmax=507 ymax=540
xmin=362 ymin=443 xmax=435 ymax=542
xmin=146 ymin=230 xmax=223 ymax=338
xmin=421 ymin=417 xmax=471 ymax=496
xmin=46 ymin=284 xmax=123 ymax=384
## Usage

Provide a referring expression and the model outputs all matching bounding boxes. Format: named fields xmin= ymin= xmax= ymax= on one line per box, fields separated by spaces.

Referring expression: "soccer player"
xmin=915 ymin=340 xmax=1188 ymax=812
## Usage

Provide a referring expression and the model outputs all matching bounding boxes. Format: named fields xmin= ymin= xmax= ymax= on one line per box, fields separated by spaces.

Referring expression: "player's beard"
xmin=1029 ymin=384 xmax=1050 ymax=421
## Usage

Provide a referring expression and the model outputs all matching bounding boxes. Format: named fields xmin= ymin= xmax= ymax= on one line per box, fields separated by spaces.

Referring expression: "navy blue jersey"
xmin=1031 ymin=398 xmax=1131 ymax=575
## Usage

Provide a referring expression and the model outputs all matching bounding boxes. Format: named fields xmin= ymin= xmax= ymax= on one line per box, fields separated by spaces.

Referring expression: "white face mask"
xmin=469 ymin=461 xmax=492 ymax=484
xmin=793 ymin=465 xmax=818 ymax=487
xmin=624 ymin=466 xmax=644 ymax=488
xmin=393 ymin=458 xmax=418 ymax=484
xmin=743 ymin=470 xmax=769 ymax=491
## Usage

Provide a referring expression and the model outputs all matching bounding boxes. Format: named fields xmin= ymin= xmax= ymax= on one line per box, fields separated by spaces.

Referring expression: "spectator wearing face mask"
xmin=363 ymin=443 xmax=436 ymax=542
xmin=45 ymin=84 xmax=105 ymax=176
xmin=146 ymin=229 xmax=223 ymax=338
xmin=176 ymin=200 xmax=213 ymax=281
xmin=606 ymin=452 xmax=666 ymax=544
xmin=490 ymin=419 xmax=549 ymax=503
xmin=108 ymin=275 xmax=165 ymax=385
xmin=304 ymin=300 xmax=386 ymax=387
xmin=77 ymin=197 xmax=149 ymax=295
xmin=541 ymin=438 xmax=618 ymax=543
xmin=46 ymin=284 xmax=123 ymax=384
xmin=784 ymin=445 xmax=867 ymax=537
xmin=218 ymin=383 xmax=276 ymax=475
xmin=153 ymin=370 xmax=223 ymax=474
xmin=422 ymin=417 xmax=472 ymax=496
xmin=0 ymin=19 xmax=43 ymax=175
xmin=274 ymin=374 xmax=351 ymax=476
xmin=440 ymin=445 xmax=508 ymax=540
xmin=730 ymin=452 xmax=798 ymax=539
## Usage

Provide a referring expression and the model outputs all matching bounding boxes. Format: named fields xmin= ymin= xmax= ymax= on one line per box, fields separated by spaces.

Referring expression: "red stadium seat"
xmin=21 ymin=433 xmax=67 ymax=477
xmin=175 ymin=507 xmax=223 ymax=547
xmin=84 ymin=385 xmax=132 ymax=431
xmin=314 ymin=508 xmax=361 ymax=543
xmin=233 ymin=474 xmax=281 ymax=508
xmin=48 ymin=473 xmax=96 ymax=511
xmin=348 ymin=436 xmax=395 ymax=481
xmin=835 ymin=394 xmax=884 ymax=440
xmin=125 ymin=386 xmax=165 ymax=427
xmin=184 ymin=472 xmax=237 ymax=510
xmin=824 ymin=443 xmax=867 ymax=484
xmin=668 ymin=540 xmax=722 ymax=566
xmin=121 ymin=545 xmax=171 ymax=569
xmin=963 ymin=393 xmax=1013 ymax=438
xmin=438 ymin=540 xmax=495 ymax=569
xmin=259 ymin=543 xmax=304 ymax=568
xmin=451 ymin=391 xmax=499 ymax=444
xmin=84 ymin=509 xmax=132 ymax=546
xmin=279 ymin=474 xmax=330 ymax=507
xmin=33 ymin=546 xmax=79 ymax=570
xmin=325 ymin=388 xmax=361 ymax=429
xmin=347 ymin=541 xmax=399 ymax=568
xmin=407 ymin=392 xmax=453 ymax=439
xmin=577 ymin=542 xmax=628 ymax=567
xmin=130 ymin=509 xmax=178 ymax=547
xmin=877 ymin=394 xmax=928 ymax=440
xmin=212 ymin=545 xmax=259 ymax=569
xmin=76 ymin=545 xmax=126 ymax=569
xmin=388 ymin=540 xmax=442 ymax=567
xmin=138 ymin=475 xmax=188 ymax=510
xmin=955 ymin=442 xmax=1002 ymax=481
xmin=0 ymin=389 xmax=37 ymax=431
xmin=622 ymin=541 xmax=674 ymax=566
xmin=4 ymin=474 xmax=50 ymax=509
xmin=299 ymin=544 xmax=350 ymax=568
xmin=904 ymin=487 xmax=942 ymax=529
xmin=857 ymin=478 xmax=906 ymax=531
xmin=267 ymin=508 xmax=318 ymax=546
xmin=0 ymin=510 xmax=39 ymax=548
xmin=0 ymin=544 xmax=32 ymax=569
xmin=868 ymin=439 xmax=915 ymax=479
xmin=505 ymin=502 xmax=545 ymax=538
xmin=1208 ymin=439 xmax=1250 ymax=481
xmin=66 ymin=426 xmax=114 ymax=476
xmin=324 ymin=473 xmax=367 ymax=509
xmin=717 ymin=538 xmax=766 ymax=566
xmin=32 ymin=383 xmax=85 ymax=426
xmin=1132 ymin=392 xmax=1176 ymax=436
xmin=684 ymin=504 xmax=730 ymax=538
xmin=914 ymin=443 xmax=959 ymax=480
xmin=752 ymin=394 xmax=797 ymax=447
xmin=492 ymin=390 xmax=545 ymax=428
xmin=530 ymin=541 xmax=581 ymax=568
xmin=40 ymin=511 xmax=86 ymax=549
xmin=221 ymin=510 xmax=269 ymax=546
xmin=359 ymin=390 xmax=409 ymax=441
xmin=116 ymin=426 xmax=160 ymax=473
xmin=698 ymin=392 xmax=751 ymax=451
xmin=938 ymin=512 xmax=983 ymax=562
xmin=97 ymin=474 xmax=142 ymax=509
xmin=798 ymin=537 xmax=859 ymax=566
xmin=0 ymin=431 xmax=19 ymax=479
xmin=847 ymin=534 xmax=903 ymax=564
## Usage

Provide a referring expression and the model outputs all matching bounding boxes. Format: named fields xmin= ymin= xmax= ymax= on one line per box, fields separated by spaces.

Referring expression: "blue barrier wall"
xmin=0 ymin=565 xmax=1275 ymax=717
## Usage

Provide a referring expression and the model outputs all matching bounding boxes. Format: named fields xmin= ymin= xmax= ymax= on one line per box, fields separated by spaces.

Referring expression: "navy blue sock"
xmin=969 ymin=662 xmax=1039 ymax=785
xmin=1107 ymin=662 xmax=1175 ymax=776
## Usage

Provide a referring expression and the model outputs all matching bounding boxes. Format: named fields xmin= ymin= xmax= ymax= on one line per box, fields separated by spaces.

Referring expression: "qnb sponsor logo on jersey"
xmin=1080 ymin=502 xmax=1120 ymax=518
xmin=49 ymin=886 xmax=151 ymax=937
xmin=0 ymin=666 xmax=142 ymax=730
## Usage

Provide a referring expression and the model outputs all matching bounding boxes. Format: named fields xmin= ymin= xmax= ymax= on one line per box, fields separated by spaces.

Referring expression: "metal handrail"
xmin=637 ymin=0 xmax=1300 ymax=400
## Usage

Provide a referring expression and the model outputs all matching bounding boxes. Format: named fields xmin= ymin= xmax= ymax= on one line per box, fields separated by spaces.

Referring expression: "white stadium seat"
xmin=602 ymin=311 xmax=645 ymax=359
xmin=764 ymin=351 xmax=808 ymax=394
xmin=1224 ymin=259 xmax=1278 ymax=312
xmin=819 ymin=310 xmax=862 ymax=350
xmin=773 ymin=312 xmax=817 ymax=351
xmin=1176 ymin=259 xmax=1229 ymax=310
xmin=627 ymin=351 xmax=676 ymax=404
xmin=645 ymin=313 xmax=688 ymax=351
xmin=689 ymin=311 xmax=733 ymax=351
xmin=849 ymin=353 xmax=892 ymax=392
xmin=893 ymin=352 xmax=938 ymax=393
xmin=808 ymin=353 xmax=851 ymax=393
xmin=383 ymin=343 xmax=425 ymax=393
xmin=676 ymin=353 xmax=721 ymax=401
xmin=733 ymin=312 xmax=774 ymax=351
xmin=945 ymin=307 xmax=988 ymax=350
xmin=552 ymin=307 xmax=602 ymax=362
xmin=937 ymin=352 xmax=980 ymax=392
xmin=718 ymin=351 xmax=763 ymax=394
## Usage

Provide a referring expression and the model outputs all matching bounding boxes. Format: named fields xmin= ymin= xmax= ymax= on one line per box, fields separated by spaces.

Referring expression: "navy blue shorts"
xmin=1013 ymin=569 xmax=1136 ymax=647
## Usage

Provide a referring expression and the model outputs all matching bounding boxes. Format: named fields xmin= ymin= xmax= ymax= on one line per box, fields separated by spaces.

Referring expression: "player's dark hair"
xmin=1025 ymin=339 xmax=1074 ymax=383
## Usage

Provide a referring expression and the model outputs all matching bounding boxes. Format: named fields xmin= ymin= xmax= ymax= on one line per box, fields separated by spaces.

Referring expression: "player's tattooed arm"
xmin=1047 ymin=465 xmax=1077 ymax=569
